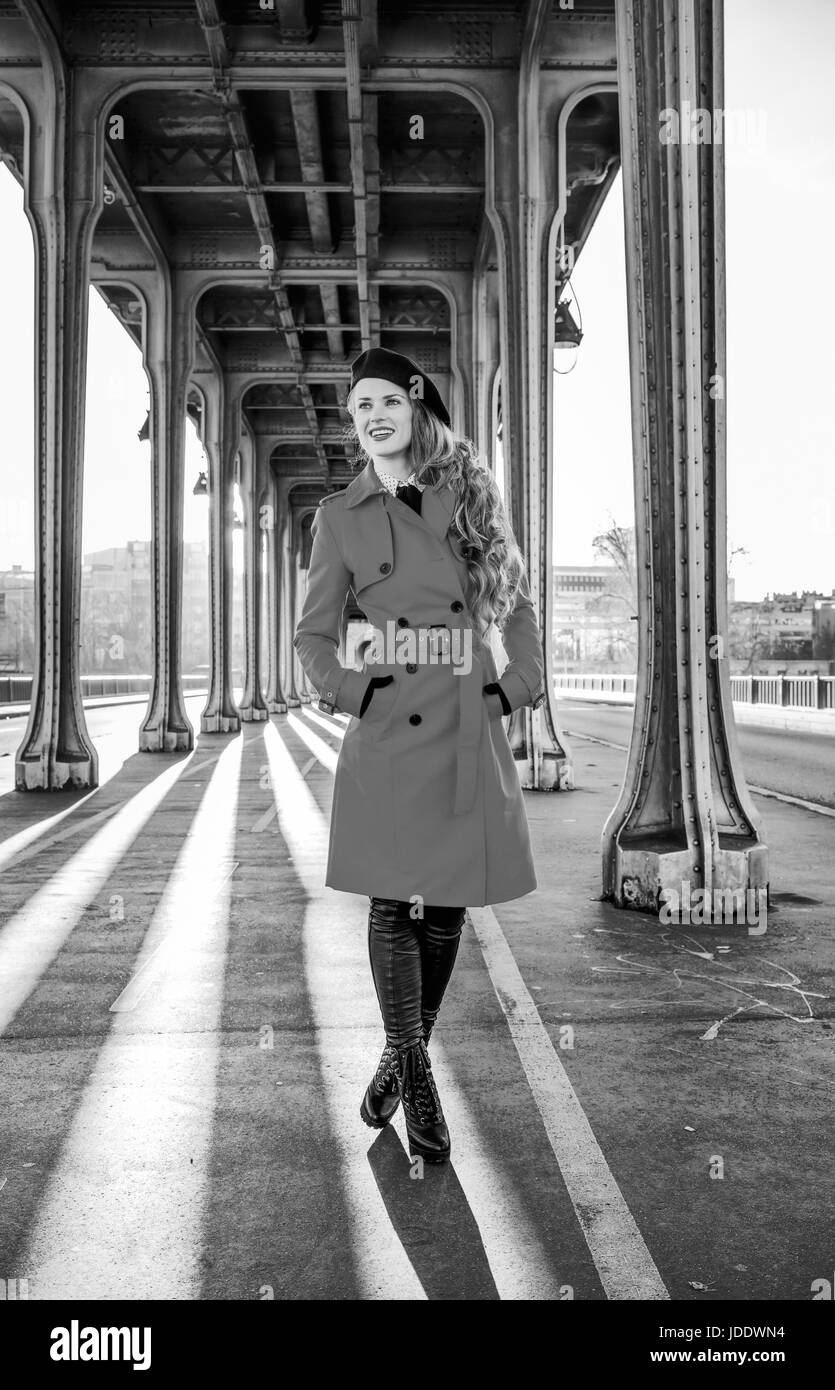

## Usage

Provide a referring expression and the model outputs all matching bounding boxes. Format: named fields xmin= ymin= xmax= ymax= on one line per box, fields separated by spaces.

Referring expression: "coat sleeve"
xmin=293 ymin=503 xmax=371 ymax=718
xmin=495 ymin=563 xmax=547 ymax=713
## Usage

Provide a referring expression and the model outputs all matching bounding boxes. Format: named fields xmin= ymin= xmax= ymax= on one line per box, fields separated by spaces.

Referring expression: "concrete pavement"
xmin=0 ymin=700 xmax=832 ymax=1300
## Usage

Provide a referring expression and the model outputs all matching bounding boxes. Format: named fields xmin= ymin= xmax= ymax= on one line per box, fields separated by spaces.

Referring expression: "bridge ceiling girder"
xmin=0 ymin=0 xmax=624 ymax=790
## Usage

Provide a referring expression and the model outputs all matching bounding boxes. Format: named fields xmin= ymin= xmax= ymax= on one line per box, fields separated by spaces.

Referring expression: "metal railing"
xmin=0 ymin=674 xmax=208 ymax=705
xmin=2 ymin=670 xmax=833 ymax=711
xmin=728 ymin=674 xmax=835 ymax=710
xmin=553 ymin=672 xmax=835 ymax=710
xmin=554 ymin=673 xmax=636 ymax=695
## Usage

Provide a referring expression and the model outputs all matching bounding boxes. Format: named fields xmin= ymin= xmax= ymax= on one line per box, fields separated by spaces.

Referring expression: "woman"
xmin=294 ymin=347 xmax=545 ymax=1164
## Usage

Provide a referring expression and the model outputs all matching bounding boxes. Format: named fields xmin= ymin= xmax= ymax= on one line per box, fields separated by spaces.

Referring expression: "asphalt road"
xmin=1 ymin=695 xmax=833 ymax=1302
xmin=558 ymin=700 xmax=835 ymax=811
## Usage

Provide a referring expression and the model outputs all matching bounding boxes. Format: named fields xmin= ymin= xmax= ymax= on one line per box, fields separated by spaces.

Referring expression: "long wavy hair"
xmin=345 ymin=390 xmax=525 ymax=636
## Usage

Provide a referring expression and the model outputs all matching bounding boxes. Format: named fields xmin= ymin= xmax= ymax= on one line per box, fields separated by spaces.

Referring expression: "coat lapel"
xmin=343 ymin=461 xmax=456 ymax=544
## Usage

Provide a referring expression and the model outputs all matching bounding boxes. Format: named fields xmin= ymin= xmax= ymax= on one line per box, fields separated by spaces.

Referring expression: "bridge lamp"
xmin=554 ymin=285 xmax=583 ymax=375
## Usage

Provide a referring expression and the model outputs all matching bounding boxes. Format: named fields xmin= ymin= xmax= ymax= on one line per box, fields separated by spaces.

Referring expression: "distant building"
xmin=0 ymin=565 xmax=35 ymax=672
xmin=812 ymin=598 xmax=835 ymax=661
xmin=729 ymin=587 xmax=835 ymax=670
xmin=553 ymin=564 xmax=633 ymax=667
xmin=81 ymin=539 xmax=212 ymax=674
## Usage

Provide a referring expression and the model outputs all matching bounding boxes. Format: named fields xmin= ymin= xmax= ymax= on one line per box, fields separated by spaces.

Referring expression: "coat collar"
xmin=342 ymin=460 xmax=456 ymax=542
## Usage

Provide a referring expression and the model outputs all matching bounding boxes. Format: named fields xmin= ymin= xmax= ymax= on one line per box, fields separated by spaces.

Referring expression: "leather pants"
xmin=367 ymin=897 xmax=465 ymax=1048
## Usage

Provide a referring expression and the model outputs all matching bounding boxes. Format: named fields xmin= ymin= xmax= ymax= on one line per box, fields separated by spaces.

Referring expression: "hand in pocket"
xmin=359 ymin=673 xmax=394 ymax=718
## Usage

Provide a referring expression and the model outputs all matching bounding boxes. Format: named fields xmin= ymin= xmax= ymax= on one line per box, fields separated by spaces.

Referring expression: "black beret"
xmin=348 ymin=347 xmax=451 ymax=428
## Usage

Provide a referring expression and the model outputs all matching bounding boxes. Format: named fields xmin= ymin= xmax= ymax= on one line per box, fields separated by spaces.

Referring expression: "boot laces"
xmin=372 ymin=1043 xmax=399 ymax=1094
xmin=399 ymin=1040 xmax=444 ymax=1126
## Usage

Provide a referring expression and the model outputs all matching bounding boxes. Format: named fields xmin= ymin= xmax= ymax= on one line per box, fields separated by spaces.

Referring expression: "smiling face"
xmin=350 ymin=377 xmax=414 ymax=470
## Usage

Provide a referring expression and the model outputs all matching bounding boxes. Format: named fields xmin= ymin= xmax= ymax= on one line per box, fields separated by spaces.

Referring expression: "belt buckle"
xmin=427 ymin=623 xmax=450 ymax=659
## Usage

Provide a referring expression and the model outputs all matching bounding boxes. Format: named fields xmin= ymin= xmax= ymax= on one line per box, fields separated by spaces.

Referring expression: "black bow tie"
xmin=395 ymin=482 xmax=422 ymax=515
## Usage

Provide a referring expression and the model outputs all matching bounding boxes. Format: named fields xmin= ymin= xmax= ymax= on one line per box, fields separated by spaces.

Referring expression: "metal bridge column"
xmin=472 ymin=236 xmax=500 ymax=472
xmin=488 ymin=54 xmax=573 ymax=793
xmin=280 ymin=506 xmax=301 ymax=708
xmin=292 ymin=512 xmax=314 ymax=703
xmin=238 ymin=427 xmax=268 ymax=723
xmin=138 ymin=270 xmax=196 ymax=753
xmin=602 ymin=0 xmax=768 ymax=908
xmin=15 ymin=66 xmax=103 ymax=789
xmin=263 ymin=462 xmax=287 ymax=714
xmin=201 ymin=372 xmax=240 ymax=733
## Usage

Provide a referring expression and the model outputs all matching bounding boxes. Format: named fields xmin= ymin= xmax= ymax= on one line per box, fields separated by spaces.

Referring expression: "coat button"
xmin=409 ymin=714 xmax=422 ymax=725
xmin=379 ymin=562 xmax=391 ymax=574
xmin=450 ymin=600 xmax=463 ymax=612
xmin=397 ymin=616 xmax=409 ymax=627
xmin=405 ymin=663 xmax=417 ymax=674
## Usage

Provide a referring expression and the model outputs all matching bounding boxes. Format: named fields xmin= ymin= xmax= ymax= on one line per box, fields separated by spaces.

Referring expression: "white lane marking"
xmin=286 ymin=715 xmax=607 ymax=1300
xmin=22 ymin=736 xmax=243 ymax=1299
xmin=0 ymin=756 xmax=195 ymax=1036
xmin=467 ymin=905 xmax=669 ymax=1301
xmin=562 ymin=729 xmax=629 ymax=751
xmin=565 ymin=728 xmax=835 ymax=818
xmin=747 ymin=786 xmax=835 ymax=819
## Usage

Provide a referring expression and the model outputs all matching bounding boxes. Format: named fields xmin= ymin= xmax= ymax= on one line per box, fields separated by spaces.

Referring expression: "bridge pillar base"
xmin=510 ymin=707 xmax=574 ymax=791
xmin=201 ymin=712 xmax=241 ymax=734
xmin=15 ymin=750 xmax=98 ymax=792
xmin=138 ymin=723 xmax=193 ymax=753
xmin=239 ymin=705 xmax=269 ymax=723
xmin=607 ymin=842 xmax=769 ymax=915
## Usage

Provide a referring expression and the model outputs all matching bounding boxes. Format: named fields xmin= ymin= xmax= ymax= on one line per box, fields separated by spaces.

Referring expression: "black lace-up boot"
xmin=361 ymin=1019 xmax=433 ymax=1128
xmin=393 ymin=1037 xmax=450 ymax=1163
xmin=360 ymin=1042 xmax=402 ymax=1129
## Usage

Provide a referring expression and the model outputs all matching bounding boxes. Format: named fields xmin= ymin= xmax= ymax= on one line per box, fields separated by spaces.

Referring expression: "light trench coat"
xmin=293 ymin=460 xmax=546 ymax=907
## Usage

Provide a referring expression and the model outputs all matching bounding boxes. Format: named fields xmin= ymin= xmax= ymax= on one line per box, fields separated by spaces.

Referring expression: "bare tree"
xmin=592 ymin=518 xmax=638 ymax=615
xmin=589 ymin=518 xmax=638 ymax=667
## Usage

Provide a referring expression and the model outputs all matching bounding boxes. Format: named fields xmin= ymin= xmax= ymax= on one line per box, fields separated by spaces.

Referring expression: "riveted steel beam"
xmin=197 ymin=367 xmax=242 ymax=733
xmin=602 ymin=0 xmax=768 ymax=911
xmin=195 ymin=0 xmax=329 ymax=473
xmin=487 ymin=5 xmax=574 ymax=795
xmin=13 ymin=52 xmax=101 ymax=789
xmin=288 ymin=88 xmax=346 ymax=361
xmin=238 ymin=425 xmax=269 ymax=722
xmin=341 ymin=0 xmax=380 ymax=349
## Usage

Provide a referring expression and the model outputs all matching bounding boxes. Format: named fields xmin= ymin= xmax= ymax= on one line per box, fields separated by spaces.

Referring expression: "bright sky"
xmin=557 ymin=0 xmax=835 ymax=600
xmin=1 ymin=0 xmax=832 ymax=603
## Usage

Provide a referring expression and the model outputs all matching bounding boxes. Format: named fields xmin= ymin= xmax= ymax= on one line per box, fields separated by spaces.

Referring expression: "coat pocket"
xmin=357 ymin=669 xmax=401 ymax=737
xmin=483 ymin=688 xmax=506 ymax=722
